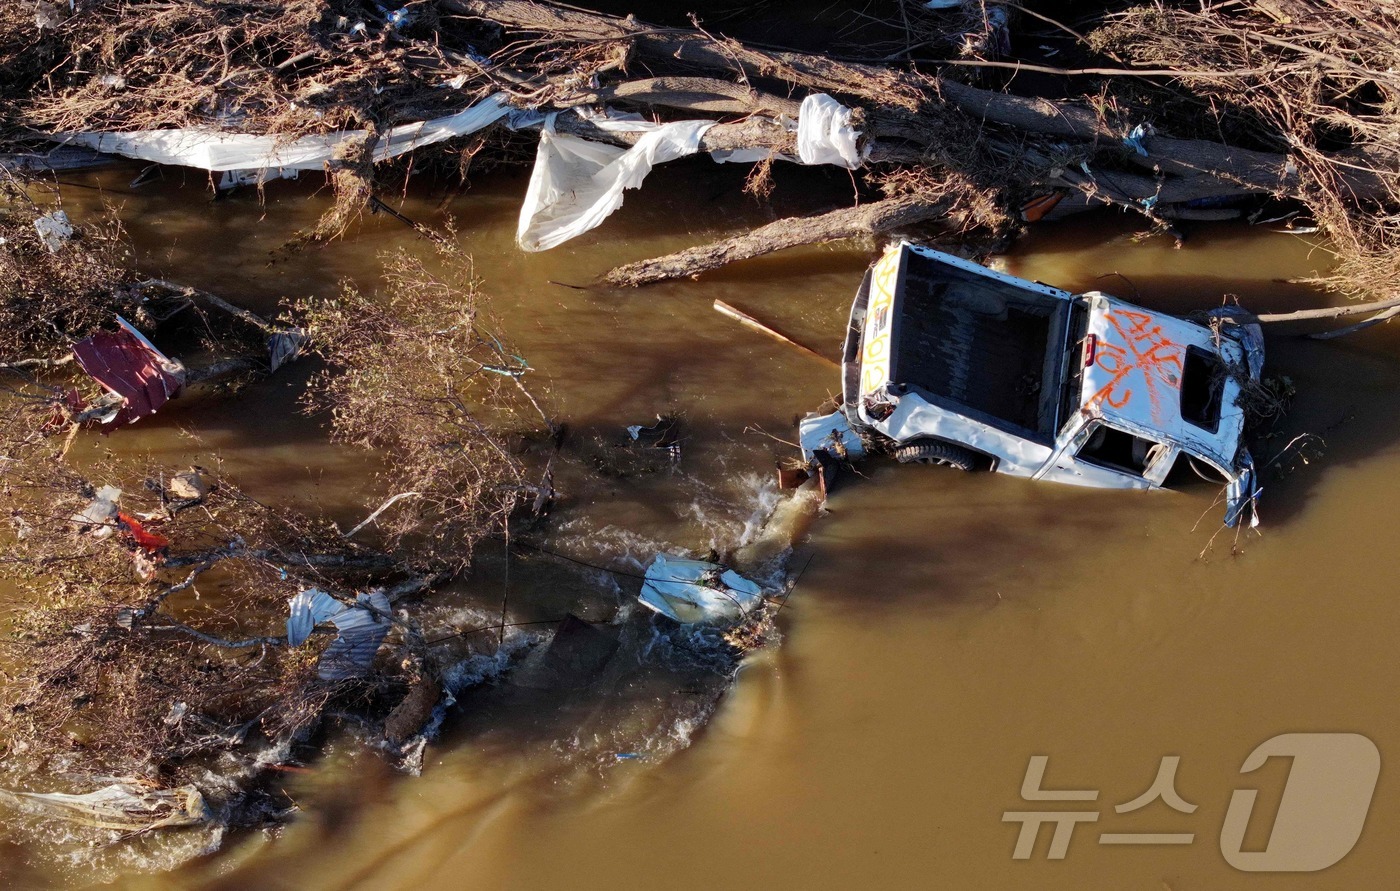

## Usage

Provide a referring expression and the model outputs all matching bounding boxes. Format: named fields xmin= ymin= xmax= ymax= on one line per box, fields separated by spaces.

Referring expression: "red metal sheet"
xmin=72 ymin=320 xmax=182 ymax=426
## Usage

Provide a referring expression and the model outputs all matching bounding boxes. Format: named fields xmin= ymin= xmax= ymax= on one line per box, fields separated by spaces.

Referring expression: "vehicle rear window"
xmin=1180 ymin=346 xmax=1225 ymax=432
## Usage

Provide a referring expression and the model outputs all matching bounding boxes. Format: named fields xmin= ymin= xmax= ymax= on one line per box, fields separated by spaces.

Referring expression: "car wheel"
xmin=893 ymin=440 xmax=983 ymax=471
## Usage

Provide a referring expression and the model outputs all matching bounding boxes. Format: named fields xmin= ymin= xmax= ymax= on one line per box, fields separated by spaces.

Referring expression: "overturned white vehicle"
xmin=801 ymin=242 xmax=1264 ymax=526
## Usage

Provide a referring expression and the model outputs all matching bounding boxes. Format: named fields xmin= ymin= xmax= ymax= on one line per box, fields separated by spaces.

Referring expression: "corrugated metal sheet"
xmin=72 ymin=317 xmax=183 ymax=426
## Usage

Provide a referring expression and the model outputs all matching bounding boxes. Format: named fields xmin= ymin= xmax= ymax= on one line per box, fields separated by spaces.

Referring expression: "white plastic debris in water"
xmin=638 ymin=553 xmax=765 ymax=625
xmin=516 ymin=115 xmax=715 ymax=252
xmin=0 ymin=782 xmax=208 ymax=832
xmin=71 ymin=484 xmax=122 ymax=539
xmin=798 ymin=411 xmax=866 ymax=463
xmin=58 ymin=93 xmax=517 ymax=189
xmin=796 ymin=94 xmax=865 ymax=169
xmin=33 ymin=210 xmax=73 ymax=252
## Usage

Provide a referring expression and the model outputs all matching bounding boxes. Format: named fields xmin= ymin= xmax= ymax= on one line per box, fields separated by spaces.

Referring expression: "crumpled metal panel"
xmin=285 ymin=589 xmax=345 ymax=647
xmin=798 ymin=411 xmax=866 ymax=463
xmin=318 ymin=591 xmax=392 ymax=681
xmin=72 ymin=317 xmax=184 ymax=426
xmin=637 ymin=554 xmax=764 ymax=625
xmin=879 ymin=392 xmax=1055 ymax=480
xmin=1225 ymin=449 xmax=1261 ymax=529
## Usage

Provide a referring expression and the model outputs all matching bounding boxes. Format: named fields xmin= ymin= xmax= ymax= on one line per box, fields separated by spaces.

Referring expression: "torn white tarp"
xmin=637 ymin=553 xmax=765 ymax=625
xmin=285 ymin=589 xmax=394 ymax=678
xmin=57 ymin=93 xmax=516 ymax=188
xmin=0 ymin=782 xmax=208 ymax=832
xmin=71 ymin=484 xmax=122 ymax=538
xmin=516 ymin=115 xmax=715 ymax=252
xmin=796 ymin=94 xmax=865 ymax=169
xmin=711 ymin=94 xmax=862 ymax=170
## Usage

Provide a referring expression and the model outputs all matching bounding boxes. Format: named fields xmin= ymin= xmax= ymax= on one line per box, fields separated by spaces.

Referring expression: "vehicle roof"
xmin=1079 ymin=292 xmax=1247 ymax=467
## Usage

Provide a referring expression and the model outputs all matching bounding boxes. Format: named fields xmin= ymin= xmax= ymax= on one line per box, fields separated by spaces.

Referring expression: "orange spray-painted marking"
xmin=1086 ymin=309 xmax=1183 ymax=426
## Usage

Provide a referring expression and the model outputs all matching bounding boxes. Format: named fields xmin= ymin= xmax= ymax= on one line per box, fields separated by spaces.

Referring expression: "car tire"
xmin=893 ymin=440 xmax=983 ymax=471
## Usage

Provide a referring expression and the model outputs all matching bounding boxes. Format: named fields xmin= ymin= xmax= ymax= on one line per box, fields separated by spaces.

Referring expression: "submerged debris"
xmin=510 ymin=614 xmax=620 ymax=690
xmin=626 ymin=414 xmax=681 ymax=463
xmin=0 ymin=781 xmax=208 ymax=833
xmin=31 ymin=209 xmax=71 ymax=253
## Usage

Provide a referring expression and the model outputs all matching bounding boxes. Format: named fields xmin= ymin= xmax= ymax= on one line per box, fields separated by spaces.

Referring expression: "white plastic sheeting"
xmin=33 ymin=210 xmax=73 ymax=252
xmin=54 ymin=90 xmax=863 ymax=250
xmin=517 ymin=94 xmax=863 ymax=250
xmin=0 ymin=782 xmax=209 ymax=831
xmin=58 ymin=93 xmax=516 ymax=189
xmin=516 ymin=116 xmax=715 ymax=252
xmin=71 ymin=484 xmax=122 ymax=539
xmin=796 ymin=93 xmax=865 ymax=169
xmin=637 ymin=553 xmax=764 ymax=625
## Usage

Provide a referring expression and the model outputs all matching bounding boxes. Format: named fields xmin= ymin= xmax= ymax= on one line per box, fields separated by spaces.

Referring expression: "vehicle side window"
xmin=1180 ymin=346 xmax=1226 ymax=432
xmin=1076 ymin=422 xmax=1167 ymax=477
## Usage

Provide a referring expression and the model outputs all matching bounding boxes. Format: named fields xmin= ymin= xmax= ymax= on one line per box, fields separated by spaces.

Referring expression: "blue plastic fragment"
xmin=1122 ymin=123 xmax=1154 ymax=157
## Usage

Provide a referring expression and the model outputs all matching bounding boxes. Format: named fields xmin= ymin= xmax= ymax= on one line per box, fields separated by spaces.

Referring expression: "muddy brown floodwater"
xmin=5 ymin=157 xmax=1400 ymax=891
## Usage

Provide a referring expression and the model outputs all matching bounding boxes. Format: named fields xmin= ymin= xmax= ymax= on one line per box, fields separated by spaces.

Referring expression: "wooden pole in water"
xmin=713 ymin=300 xmax=839 ymax=369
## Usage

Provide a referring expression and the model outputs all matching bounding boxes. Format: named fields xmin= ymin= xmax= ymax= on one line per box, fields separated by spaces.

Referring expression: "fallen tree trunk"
xmin=447 ymin=0 xmax=927 ymax=110
xmin=604 ymin=192 xmax=951 ymax=287
xmin=1256 ymin=294 xmax=1400 ymax=323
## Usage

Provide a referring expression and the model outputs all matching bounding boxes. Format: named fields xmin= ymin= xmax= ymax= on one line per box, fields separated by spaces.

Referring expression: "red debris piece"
xmin=72 ymin=317 xmax=184 ymax=426
xmin=116 ymin=511 xmax=171 ymax=554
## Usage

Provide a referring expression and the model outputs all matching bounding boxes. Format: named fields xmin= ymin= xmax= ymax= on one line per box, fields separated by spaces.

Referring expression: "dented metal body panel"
xmin=838 ymin=242 xmax=1263 ymax=522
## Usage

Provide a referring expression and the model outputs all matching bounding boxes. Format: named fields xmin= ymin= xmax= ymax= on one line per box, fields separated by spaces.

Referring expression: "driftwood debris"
xmin=438 ymin=0 xmax=1396 ymax=293
xmin=608 ymin=193 xmax=953 ymax=287
xmin=713 ymin=300 xmax=839 ymax=369
xmin=5 ymin=1 xmax=1396 ymax=302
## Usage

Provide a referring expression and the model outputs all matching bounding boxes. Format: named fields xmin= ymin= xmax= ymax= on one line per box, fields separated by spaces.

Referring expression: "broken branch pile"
xmin=7 ymin=1 xmax=1398 ymax=301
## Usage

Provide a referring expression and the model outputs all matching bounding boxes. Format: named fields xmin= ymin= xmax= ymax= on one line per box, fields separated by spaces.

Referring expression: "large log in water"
xmin=604 ymin=193 xmax=951 ymax=287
